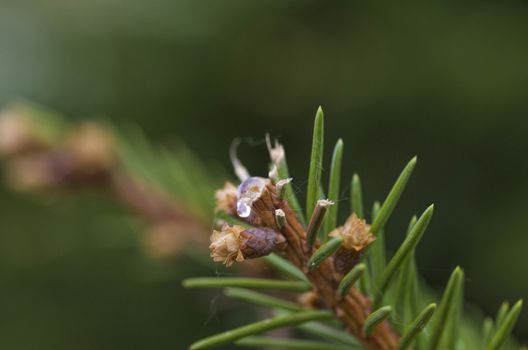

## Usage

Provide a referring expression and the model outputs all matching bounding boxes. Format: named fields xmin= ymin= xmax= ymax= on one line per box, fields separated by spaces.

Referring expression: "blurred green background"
xmin=0 ymin=0 xmax=527 ymax=348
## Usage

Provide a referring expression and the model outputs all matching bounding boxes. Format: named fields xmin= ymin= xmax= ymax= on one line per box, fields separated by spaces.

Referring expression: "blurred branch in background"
xmin=0 ymin=102 xmax=216 ymax=259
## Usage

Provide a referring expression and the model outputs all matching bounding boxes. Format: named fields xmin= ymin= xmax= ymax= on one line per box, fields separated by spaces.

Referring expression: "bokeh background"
xmin=0 ymin=0 xmax=527 ymax=348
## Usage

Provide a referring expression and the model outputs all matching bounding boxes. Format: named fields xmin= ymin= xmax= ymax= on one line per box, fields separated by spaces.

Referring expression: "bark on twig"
xmin=241 ymin=181 xmax=399 ymax=350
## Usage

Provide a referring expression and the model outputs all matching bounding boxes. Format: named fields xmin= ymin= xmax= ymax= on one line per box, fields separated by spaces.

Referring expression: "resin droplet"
xmin=237 ymin=200 xmax=252 ymax=218
xmin=236 ymin=176 xmax=267 ymax=218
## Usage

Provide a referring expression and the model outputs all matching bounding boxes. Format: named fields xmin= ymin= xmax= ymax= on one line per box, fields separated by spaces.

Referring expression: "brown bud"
xmin=333 ymin=248 xmax=363 ymax=274
xmin=329 ymin=213 xmax=375 ymax=273
xmin=239 ymin=227 xmax=286 ymax=259
xmin=209 ymin=224 xmax=285 ymax=267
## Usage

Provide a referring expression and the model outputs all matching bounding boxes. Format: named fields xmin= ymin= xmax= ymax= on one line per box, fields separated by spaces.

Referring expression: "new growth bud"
xmin=329 ymin=213 xmax=375 ymax=273
xmin=209 ymin=225 xmax=245 ymax=267
xmin=209 ymin=224 xmax=285 ymax=267
xmin=330 ymin=213 xmax=375 ymax=252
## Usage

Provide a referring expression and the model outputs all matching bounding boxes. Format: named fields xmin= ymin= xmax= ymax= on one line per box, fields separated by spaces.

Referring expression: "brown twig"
xmin=234 ymin=180 xmax=400 ymax=350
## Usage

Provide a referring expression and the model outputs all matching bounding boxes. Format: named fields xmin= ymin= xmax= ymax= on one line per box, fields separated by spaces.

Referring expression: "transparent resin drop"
xmin=237 ymin=200 xmax=252 ymax=218
xmin=236 ymin=176 xmax=267 ymax=218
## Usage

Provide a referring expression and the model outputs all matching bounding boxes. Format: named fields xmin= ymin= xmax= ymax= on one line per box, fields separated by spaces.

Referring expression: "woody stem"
xmin=249 ymin=183 xmax=400 ymax=350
